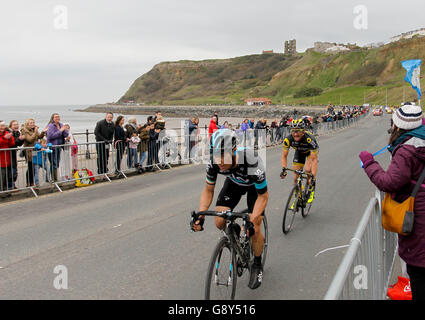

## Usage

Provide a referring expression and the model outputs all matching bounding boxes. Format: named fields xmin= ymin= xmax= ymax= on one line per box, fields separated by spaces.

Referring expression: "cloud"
xmin=1 ymin=0 xmax=424 ymax=105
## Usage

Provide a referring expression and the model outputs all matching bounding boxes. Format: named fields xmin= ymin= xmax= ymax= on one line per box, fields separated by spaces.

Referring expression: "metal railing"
xmin=1 ymin=113 xmax=367 ymax=199
xmin=324 ymin=190 xmax=398 ymax=300
xmin=72 ymin=113 xmax=367 ymax=143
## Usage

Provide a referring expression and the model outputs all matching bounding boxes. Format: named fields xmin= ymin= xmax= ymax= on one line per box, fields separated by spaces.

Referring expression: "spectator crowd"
xmin=0 ymin=110 xmax=169 ymax=194
xmin=1 ymin=105 xmax=367 ymax=195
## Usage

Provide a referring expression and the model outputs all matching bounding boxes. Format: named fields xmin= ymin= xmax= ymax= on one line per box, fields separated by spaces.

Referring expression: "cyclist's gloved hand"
xmin=190 ymin=211 xmax=205 ymax=232
xmin=280 ymin=168 xmax=287 ymax=179
xmin=245 ymin=220 xmax=255 ymax=238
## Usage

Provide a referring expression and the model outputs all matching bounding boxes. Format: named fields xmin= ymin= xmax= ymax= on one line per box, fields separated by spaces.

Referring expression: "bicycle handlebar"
xmin=192 ymin=210 xmax=250 ymax=221
xmin=282 ymin=167 xmax=314 ymax=178
xmin=190 ymin=209 xmax=255 ymax=236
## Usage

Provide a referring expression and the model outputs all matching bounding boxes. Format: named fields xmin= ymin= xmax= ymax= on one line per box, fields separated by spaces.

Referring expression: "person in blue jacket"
xmin=33 ymin=139 xmax=52 ymax=187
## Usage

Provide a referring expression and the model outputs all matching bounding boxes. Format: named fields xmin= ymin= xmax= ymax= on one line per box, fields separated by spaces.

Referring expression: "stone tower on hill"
xmin=284 ymin=39 xmax=296 ymax=55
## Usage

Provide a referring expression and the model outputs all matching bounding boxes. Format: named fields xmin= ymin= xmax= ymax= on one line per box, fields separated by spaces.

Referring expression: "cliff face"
xmin=120 ymin=36 xmax=425 ymax=106
xmin=120 ymin=54 xmax=301 ymax=105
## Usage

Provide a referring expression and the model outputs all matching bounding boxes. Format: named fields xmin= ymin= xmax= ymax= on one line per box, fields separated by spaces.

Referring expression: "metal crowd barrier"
xmin=1 ymin=114 xmax=367 ymax=199
xmin=324 ymin=190 xmax=398 ymax=300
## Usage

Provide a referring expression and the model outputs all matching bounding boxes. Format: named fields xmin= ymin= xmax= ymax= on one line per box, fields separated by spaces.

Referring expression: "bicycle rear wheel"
xmin=205 ymin=237 xmax=237 ymax=300
xmin=282 ymin=185 xmax=299 ymax=234
xmin=259 ymin=214 xmax=269 ymax=267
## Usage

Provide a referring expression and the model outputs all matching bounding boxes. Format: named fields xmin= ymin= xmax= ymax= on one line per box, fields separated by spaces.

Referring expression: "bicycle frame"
xmin=191 ymin=210 xmax=252 ymax=264
xmin=225 ymin=221 xmax=251 ymax=266
xmin=285 ymin=168 xmax=312 ymax=199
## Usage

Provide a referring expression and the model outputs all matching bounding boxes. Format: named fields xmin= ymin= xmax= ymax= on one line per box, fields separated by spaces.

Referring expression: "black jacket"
xmin=94 ymin=119 xmax=114 ymax=143
xmin=9 ymin=129 xmax=24 ymax=168
xmin=114 ymin=126 xmax=126 ymax=149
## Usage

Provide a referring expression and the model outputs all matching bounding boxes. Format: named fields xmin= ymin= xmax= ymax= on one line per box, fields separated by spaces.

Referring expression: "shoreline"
xmin=76 ymin=104 xmax=328 ymax=118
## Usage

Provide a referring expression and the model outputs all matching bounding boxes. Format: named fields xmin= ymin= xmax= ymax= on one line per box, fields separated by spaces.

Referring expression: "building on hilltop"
xmin=262 ymin=50 xmax=274 ymax=54
xmin=312 ymin=42 xmax=351 ymax=53
xmin=390 ymin=28 xmax=425 ymax=42
xmin=284 ymin=39 xmax=297 ymax=55
xmin=245 ymin=98 xmax=272 ymax=106
xmin=364 ymin=42 xmax=385 ymax=49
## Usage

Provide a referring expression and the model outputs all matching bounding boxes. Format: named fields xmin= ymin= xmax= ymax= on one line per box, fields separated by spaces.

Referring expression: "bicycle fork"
xmin=214 ymin=261 xmax=233 ymax=287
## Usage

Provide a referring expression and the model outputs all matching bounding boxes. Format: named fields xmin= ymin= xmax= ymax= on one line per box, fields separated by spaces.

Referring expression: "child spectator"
xmin=128 ymin=132 xmax=141 ymax=168
xmin=33 ymin=139 xmax=52 ymax=187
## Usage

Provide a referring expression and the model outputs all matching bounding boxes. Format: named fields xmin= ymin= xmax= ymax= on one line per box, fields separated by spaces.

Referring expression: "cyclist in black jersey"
xmin=280 ymin=119 xmax=319 ymax=203
xmin=192 ymin=129 xmax=269 ymax=290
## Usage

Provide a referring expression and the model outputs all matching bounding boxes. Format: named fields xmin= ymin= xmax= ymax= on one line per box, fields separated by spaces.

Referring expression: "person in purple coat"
xmin=46 ymin=113 xmax=69 ymax=181
xmin=359 ymin=103 xmax=425 ymax=300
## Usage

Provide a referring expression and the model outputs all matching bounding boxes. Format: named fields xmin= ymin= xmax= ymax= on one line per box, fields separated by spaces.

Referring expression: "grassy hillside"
xmin=119 ymin=36 xmax=425 ymax=106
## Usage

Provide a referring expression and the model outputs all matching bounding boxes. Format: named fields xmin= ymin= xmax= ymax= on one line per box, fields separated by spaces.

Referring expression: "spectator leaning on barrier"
xmin=113 ymin=115 xmax=127 ymax=175
xmin=128 ymin=131 xmax=141 ymax=169
xmin=240 ymin=119 xmax=251 ymax=146
xmin=254 ymin=118 xmax=266 ymax=147
xmin=154 ymin=114 xmax=166 ymax=131
xmin=0 ymin=121 xmax=15 ymax=193
xmin=153 ymin=111 xmax=162 ymax=123
xmin=66 ymin=123 xmax=79 ymax=173
xmin=278 ymin=116 xmax=288 ymax=142
xmin=21 ymin=118 xmax=47 ymax=187
xmin=270 ymin=118 xmax=278 ymax=144
xmin=147 ymin=122 xmax=160 ymax=171
xmin=46 ymin=113 xmax=69 ymax=182
xmin=185 ymin=117 xmax=199 ymax=161
xmin=359 ymin=103 xmax=425 ymax=300
xmin=94 ymin=112 xmax=114 ymax=175
xmin=125 ymin=118 xmax=138 ymax=168
xmin=8 ymin=120 xmax=25 ymax=189
xmin=241 ymin=119 xmax=249 ymax=132
xmin=213 ymin=111 xmax=219 ymax=126
xmin=33 ymin=139 xmax=52 ymax=187
xmin=138 ymin=124 xmax=149 ymax=171
xmin=208 ymin=115 xmax=218 ymax=138
xmin=60 ymin=123 xmax=78 ymax=180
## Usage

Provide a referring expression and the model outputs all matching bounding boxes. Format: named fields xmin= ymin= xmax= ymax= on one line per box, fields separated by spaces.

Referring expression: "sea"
xmin=0 ymin=105 xmax=245 ymax=143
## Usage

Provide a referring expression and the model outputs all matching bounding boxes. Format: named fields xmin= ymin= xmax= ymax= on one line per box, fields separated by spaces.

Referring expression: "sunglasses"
xmin=291 ymin=129 xmax=304 ymax=133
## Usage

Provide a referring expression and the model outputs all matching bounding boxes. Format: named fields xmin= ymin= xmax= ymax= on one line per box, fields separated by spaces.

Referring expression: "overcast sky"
xmin=1 ymin=0 xmax=424 ymax=105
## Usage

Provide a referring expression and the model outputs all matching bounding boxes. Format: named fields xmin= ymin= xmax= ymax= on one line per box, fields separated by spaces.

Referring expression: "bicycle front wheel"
xmin=303 ymin=181 xmax=316 ymax=218
xmin=205 ymin=237 xmax=237 ymax=300
xmin=282 ymin=185 xmax=299 ymax=234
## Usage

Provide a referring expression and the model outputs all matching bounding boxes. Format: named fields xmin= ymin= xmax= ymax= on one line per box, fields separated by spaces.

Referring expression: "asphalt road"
xmin=0 ymin=113 xmax=392 ymax=300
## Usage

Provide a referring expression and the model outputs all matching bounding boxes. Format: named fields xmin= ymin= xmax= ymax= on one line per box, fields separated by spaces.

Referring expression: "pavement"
xmin=0 ymin=113 xmax=394 ymax=299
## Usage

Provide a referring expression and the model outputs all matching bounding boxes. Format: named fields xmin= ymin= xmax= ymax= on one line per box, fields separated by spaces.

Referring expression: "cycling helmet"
xmin=289 ymin=119 xmax=306 ymax=129
xmin=209 ymin=129 xmax=237 ymax=158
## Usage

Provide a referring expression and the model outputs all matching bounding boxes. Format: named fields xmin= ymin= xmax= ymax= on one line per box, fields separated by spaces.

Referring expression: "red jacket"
xmin=208 ymin=120 xmax=218 ymax=138
xmin=0 ymin=131 xmax=15 ymax=168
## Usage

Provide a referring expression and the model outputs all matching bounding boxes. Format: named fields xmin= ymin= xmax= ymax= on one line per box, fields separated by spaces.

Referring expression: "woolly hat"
xmin=392 ymin=103 xmax=423 ymax=130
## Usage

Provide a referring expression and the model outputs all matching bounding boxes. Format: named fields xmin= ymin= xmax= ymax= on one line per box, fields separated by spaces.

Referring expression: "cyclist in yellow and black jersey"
xmin=280 ymin=119 xmax=319 ymax=203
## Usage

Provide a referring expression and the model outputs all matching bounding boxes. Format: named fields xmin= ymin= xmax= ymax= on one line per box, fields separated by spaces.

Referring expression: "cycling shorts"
xmin=216 ymin=177 xmax=265 ymax=216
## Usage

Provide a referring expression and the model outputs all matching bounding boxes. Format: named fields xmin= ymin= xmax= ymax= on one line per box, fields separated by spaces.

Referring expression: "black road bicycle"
xmin=282 ymin=168 xmax=315 ymax=234
xmin=190 ymin=209 xmax=268 ymax=300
